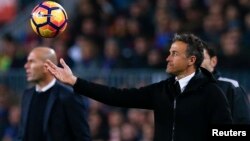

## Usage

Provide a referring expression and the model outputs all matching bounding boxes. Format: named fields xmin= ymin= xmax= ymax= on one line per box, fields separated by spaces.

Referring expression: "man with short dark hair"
xmin=201 ymin=44 xmax=250 ymax=124
xmin=46 ymin=33 xmax=232 ymax=141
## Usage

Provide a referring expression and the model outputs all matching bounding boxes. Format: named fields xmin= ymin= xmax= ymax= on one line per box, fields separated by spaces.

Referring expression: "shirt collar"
xmin=175 ymin=72 xmax=195 ymax=93
xmin=36 ymin=78 xmax=56 ymax=92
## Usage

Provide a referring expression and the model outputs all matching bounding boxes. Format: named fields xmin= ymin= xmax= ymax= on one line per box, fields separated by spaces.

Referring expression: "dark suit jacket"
xmin=213 ymin=70 xmax=250 ymax=124
xmin=73 ymin=68 xmax=232 ymax=141
xmin=17 ymin=81 xmax=91 ymax=141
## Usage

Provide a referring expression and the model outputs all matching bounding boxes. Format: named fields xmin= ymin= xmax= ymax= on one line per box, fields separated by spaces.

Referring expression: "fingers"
xmin=60 ymin=58 xmax=70 ymax=70
xmin=45 ymin=60 xmax=59 ymax=76
xmin=45 ymin=59 xmax=58 ymax=70
xmin=45 ymin=64 xmax=55 ymax=75
xmin=48 ymin=68 xmax=57 ymax=76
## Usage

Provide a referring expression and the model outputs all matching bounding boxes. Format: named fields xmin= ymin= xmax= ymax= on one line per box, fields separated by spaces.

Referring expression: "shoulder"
xmin=218 ymin=77 xmax=239 ymax=87
xmin=55 ymin=81 xmax=84 ymax=101
xmin=55 ymin=82 xmax=73 ymax=93
xmin=216 ymin=79 xmax=235 ymax=90
xmin=203 ymin=82 xmax=221 ymax=91
xmin=54 ymin=82 xmax=75 ymax=97
xmin=203 ymin=82 xmax=229 ymax=104
xmin=22 ymin=87 xmax=35 ymax=96
xmin=198 ymin=81 xmax=225 ymax=98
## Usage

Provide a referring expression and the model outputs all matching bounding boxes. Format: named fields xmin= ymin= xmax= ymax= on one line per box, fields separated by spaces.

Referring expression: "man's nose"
xmin=24 ymin=63 xmax=28 ymax=69
xmin=166 ymin=55 xmax=171 ymax=62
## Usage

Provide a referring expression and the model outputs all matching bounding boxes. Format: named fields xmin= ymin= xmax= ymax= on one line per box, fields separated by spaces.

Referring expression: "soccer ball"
xmin=30 ymin=1 xmax=68 ymax=38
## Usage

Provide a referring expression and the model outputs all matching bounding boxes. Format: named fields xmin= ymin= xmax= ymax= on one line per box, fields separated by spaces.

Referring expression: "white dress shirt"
xmin=36 ymin=78 xmax=56 ymax=92
xmin=175 ymin=72 xmax=195 ymax=93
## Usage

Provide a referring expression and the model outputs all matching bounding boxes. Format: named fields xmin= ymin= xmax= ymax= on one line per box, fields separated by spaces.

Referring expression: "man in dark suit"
xmin=17 ymin=47 xmax=91 ymax=141
xmin=201 ymin=44 xmax=250 ymax=124
xmin=45 ymin=33 xmax=232 ymax=141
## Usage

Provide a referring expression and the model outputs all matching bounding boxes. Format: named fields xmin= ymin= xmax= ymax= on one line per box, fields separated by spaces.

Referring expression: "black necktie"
xmin=174 ymin=81 xmax=181 ymax=95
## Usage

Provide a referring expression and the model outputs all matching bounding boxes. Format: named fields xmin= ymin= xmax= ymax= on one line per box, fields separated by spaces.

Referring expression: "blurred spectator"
xmin=182 ymin=6 xmax=204 ymax=33
xmin=127 ymin=109 xmax=147 ymax=131
xmin=220 ymin=28 xmax=242 ymax=57
xmin=108 ymin=15 xmax=129 ymax=48
xmin=88 ymin=111 xmax=109 ymax=141
xmin=73 ymin=36 xmax=101 ymax=72
xmin=97 ymin=0 xmax=115 ymax=23
xmin=80 ymin=17 xmax=103 ymax=44
xmin=69 ymin=0 xmax=100 ymax=45
xmin=218 ymin=28 xmax=250 ymax=69
xmin=147 ymin=48 xmax=165 ymax=69
xmin=0 ymin=34 xmax=16 ymax=71
xmin=128 ymin=0 xmax=154 ymax=37
xmin=0 ymin=84 xmax=12 ymax=139
xmin=2 ymin=104 xmax=20 ymax=141
xmin=0 ymin=0 xmax=17 ymax=26
xmin=101 ymin=38 xmax=125 ymax=72
xmin=224 ymin=5 xmax=242 ymax=29
xmin=68 ymin=35 xmax=86 ymax=64
xmin=127 ymin=19 xmax=141 ymax=40
xmin=129 ymin=36 xmax=150 ymax=68
xmin=120 ymin=122 xmax=139 ymax=141
xmin=139 ymin=124 xmax=154 ymax=141
xmin=154 ymin=9 xmax=172 ymax=51
xmin=107 ymin=109 xmax=124 ymax=141
xmin=201 ymin=11 xmax=225 ymax=44
xmin=52 ymin=39 xmax=74 ymax=68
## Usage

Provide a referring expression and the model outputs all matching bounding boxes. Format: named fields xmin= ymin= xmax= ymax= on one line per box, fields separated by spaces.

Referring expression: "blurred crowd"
xmin=0 ymin=0 xmax=250 ymax=140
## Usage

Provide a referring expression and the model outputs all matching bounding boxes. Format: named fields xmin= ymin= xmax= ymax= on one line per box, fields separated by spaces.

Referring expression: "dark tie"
xmin=174 ymin=81 xmax=181 ymax=95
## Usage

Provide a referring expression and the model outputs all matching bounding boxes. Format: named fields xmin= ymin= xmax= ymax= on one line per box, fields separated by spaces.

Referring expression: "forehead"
xmin=203 ymin=49 xmax=210 ymax=57
xmin=27 ymin=51 xmax=43 ymax=61
xmin=170 ymin=41 xmax=188 ymax=52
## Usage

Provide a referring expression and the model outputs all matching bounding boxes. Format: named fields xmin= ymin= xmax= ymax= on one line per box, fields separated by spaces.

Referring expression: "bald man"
xmin=17 ymin=47 xmax=91 ymax=141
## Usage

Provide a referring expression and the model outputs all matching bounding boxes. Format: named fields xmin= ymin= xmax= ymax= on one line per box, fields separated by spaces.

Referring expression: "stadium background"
xmin=0 ymin=0 xmax=249 ymax=140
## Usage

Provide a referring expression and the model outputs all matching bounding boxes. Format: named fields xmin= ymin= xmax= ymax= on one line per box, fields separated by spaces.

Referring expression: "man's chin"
xmin=27 ymin=78 xmax=35 ymax=83
xmin=166 ymin=68 xmax=172 ymax=74
xmin=166 ymin=69 xmax=176 ymax=76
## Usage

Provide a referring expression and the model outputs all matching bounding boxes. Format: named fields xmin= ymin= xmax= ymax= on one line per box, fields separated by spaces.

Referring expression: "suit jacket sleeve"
xmin=73 ymin=78 xmax=157 ymax=109
xmin=61 ymin=90 xmax=91 ymax=141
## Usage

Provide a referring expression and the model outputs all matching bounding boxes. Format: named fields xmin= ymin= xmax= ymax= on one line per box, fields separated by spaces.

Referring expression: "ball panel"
xmin=38 ymin=25 xmax=57 ymax=38
xmin=30 ymin=20 xmax=38 ymax=35
xmin=32 ymin=7 xmax=48 ymax=25
xmin=42 ymin=1 xmax=62 ymax=8
xmin=50 ymin=9 xmax=65 ymax=27
xmin=59 ymin=22 xmax=67 ymax=32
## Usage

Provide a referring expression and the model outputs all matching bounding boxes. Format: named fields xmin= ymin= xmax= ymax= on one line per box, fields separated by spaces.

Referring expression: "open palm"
xmin=45 ymin=58 xmax=76 ymax=85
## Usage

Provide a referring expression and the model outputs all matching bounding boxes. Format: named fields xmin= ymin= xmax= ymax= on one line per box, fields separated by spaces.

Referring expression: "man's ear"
xmin=188 ymin=56 xmax=196 ymax=66
xmin=43 ymin=62 xmax=49 ymax=73
xmin=211 ymin=56 xmax=217 ymax=68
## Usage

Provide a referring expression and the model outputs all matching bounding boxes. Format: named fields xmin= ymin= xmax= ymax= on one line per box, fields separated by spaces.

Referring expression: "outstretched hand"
xmin=45 ymin=58 xmax=77 ymax=86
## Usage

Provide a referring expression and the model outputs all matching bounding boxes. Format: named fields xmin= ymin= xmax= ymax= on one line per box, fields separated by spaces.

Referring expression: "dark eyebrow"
xmin=169 ymin=50 xmax=178 ymax=53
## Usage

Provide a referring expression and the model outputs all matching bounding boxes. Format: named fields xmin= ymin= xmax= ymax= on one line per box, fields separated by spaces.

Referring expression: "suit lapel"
xmin=43 ymin=82 xmax=58 ymax=134
xmin=22 ymin=88 xmax=35 ymax=137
